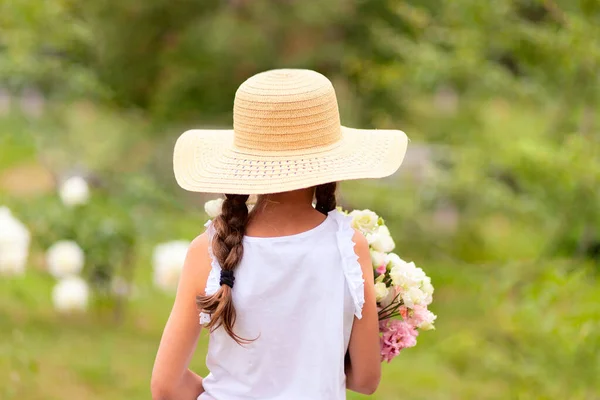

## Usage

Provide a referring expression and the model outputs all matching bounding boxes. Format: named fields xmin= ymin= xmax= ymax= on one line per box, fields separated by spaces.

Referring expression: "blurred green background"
xmin=1 ymin=1 xmax=599 ymax=399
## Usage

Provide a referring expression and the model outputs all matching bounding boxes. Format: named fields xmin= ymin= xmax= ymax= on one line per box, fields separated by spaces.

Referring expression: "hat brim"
xmin=173 ymin=126 xmax=408 ymax=194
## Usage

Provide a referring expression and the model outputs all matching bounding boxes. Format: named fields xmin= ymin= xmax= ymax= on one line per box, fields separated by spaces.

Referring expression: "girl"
xmin=151 ymin=69 xmax=408 ymax=400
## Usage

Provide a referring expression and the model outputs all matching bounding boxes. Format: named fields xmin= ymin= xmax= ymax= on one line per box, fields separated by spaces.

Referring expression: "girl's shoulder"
xmin=189 ymin=228 xmax=211 ymax=259
xmin=186 ymin=231 xmax=213 ymax=296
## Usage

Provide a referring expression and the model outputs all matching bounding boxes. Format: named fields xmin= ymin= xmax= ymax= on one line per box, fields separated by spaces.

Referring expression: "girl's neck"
xmin=246 ymin=188 xmax=325 ymax=238
xmin=255 ymin=188 xmax=315 ymax=212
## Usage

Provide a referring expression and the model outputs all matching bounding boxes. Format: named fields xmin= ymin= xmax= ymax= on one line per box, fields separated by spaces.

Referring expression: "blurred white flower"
xmin=46 ymin=240 xmax=84 ymax=278
xmin=0 ymin=207 xmax=30 ymax=276
xmin=370 ymin=250 xmax=387 ymax=268
xmin=368 ymin=227 xmax=395 ymax=253
xmin=52 ymin=277 xmax=89 ymax=312
xmin=59 ymin=176 xmax=89 ymax=207
xmin=374 ymin=282 xmax=390 ymax=302
xmin=204 ymin=198 xmax=224 ymax=218
xmin=153 ymin=241 xmax=190 ymax=292
xmin=401 ymin=286 xmax=426 ymax=309
xmin=349 ymin=209 xmax=379 ymax=234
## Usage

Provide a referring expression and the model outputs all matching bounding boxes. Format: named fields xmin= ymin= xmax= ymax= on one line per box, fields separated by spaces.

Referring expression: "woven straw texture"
xmin=173 ymin=69 xmax=408 ymax=194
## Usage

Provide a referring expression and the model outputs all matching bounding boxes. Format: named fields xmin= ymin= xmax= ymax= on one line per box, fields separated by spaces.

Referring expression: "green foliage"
xmin=1 ymin=0 xmax=600 ymax=398
xmin=4 ymin=1 xmax=596 ymax=125
xmin=344 ymin=99 xmax=600 ymax=265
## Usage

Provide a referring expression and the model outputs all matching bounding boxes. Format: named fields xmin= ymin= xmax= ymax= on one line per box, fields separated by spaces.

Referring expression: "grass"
xmin=2 ymin=258 xmax=598 ymax=400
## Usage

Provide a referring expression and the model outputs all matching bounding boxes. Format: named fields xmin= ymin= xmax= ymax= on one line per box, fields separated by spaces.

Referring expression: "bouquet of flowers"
xmin=347 ymin=209 xmax=436 ymax=363
xmin=203 ymin=199 xmax=436 ymax=363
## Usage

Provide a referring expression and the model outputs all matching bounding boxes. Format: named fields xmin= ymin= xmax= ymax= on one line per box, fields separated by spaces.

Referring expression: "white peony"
xmin=59 ymin=176 xmax=89 ymax=207
xmin=390 ymin=271 xmax=418 ymax=291
xmin=349 ymin=209 xmax=380 ymax=234
xmin=388 ymin=255 xmax=426 ymax=289
xmin=52 ymin=277 xmax=89 ymax=312
xmin=0 ymin=207 xmax=30 ymax=276
xmin=204 ymin=198 xmax=224 ymax=218
xmin=153 ymin=241 xmax=190 ymax=292
xmin=418 ymin=309 xmax=437 ymax=331
xmin=401 ymin=286 xmax=426 ymax=308
xmin=370 ymin=250 xmax=387 ymax=268
xmin=369 ymin=229 xmax=395 ymax=252
xmin=421 ymin=276 xmax=434 ymax=305
xmin=378 ymin=225 xmax=391 ymax=237
xmin=385 ymin=253 xmax=403 ymax=269
xmin=374 ymin=282 xmax=390 ymax=302
xmin=46 ymin=241 xmax=84 ymax=278
xmin=422 ymin=276 xmax=434 ymax=295
xmin=412 ymin=267 xmax=427 ymax=282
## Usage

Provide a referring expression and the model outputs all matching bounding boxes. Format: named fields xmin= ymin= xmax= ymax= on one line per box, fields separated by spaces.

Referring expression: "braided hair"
xmin=196 ymin=194 xmax=250 ymax=344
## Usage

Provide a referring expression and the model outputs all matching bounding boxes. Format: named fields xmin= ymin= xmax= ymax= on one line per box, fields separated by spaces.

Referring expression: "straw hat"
xmin=173 ymin=69 xmax=408 ymax=194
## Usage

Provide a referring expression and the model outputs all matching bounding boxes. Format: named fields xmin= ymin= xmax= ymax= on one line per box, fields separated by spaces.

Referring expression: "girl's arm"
xmin=345 ymin=230 xmax=382 ymax=395
xmin=151 ymin=233 xmax=212 ymax=400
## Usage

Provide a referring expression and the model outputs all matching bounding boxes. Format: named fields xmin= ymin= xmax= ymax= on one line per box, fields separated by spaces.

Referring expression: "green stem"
xmin=378 ymin=291 xmax=403 ymax=316
xmin=379 ymin=312 xmax=400 ymax=321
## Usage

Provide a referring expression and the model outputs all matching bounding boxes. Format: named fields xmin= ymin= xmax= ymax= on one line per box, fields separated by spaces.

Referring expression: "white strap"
xmin=329 ymin=210 xmax=365 ymax=319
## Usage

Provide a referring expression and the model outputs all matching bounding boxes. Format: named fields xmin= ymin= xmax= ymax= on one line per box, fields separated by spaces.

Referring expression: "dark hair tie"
xmin=220 ymin=269 xmax=235 ymax=288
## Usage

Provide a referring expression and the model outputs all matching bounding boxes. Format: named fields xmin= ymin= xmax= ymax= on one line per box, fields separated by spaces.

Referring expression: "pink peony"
xmin=409 ymin=305 xmax=428 ymax=325
xmin=375 ymin=264 xmax=386 ymax=275
xmin=379 ymin=319 xmax=419 ymax=363
xmin=403 ymin=305 xmax=437 ymax=330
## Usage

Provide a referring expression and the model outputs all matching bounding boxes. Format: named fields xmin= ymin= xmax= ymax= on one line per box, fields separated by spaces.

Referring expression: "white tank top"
xmin=198 ymin=210 xmax=365 ymax=400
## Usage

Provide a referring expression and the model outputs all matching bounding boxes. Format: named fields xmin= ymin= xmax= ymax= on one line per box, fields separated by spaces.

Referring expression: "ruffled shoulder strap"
xmin=328 ymin=210 xmax=365 ymax=319
xmin=199 ymin=220 xmax=221 ymax=325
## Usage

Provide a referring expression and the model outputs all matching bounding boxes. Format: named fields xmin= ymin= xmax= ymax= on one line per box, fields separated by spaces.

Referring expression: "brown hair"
xmin=196 ymin=194 xmax=250 ymax=344
xmin=197 ymin=183 xmax=337 ymax=344
xmin=315 ymin=182 xmax=337 ymax=215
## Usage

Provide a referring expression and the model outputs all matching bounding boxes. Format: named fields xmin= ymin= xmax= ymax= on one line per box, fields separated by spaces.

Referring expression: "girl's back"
xmin=151 ymin=68 xmax=408 ymax=400
xmin=201 ymin=211 xmax=363 ymax=399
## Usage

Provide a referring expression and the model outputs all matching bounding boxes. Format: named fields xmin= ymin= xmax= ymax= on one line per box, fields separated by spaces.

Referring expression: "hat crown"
xmin=233 ymin=69 xmax=342 ymax=152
